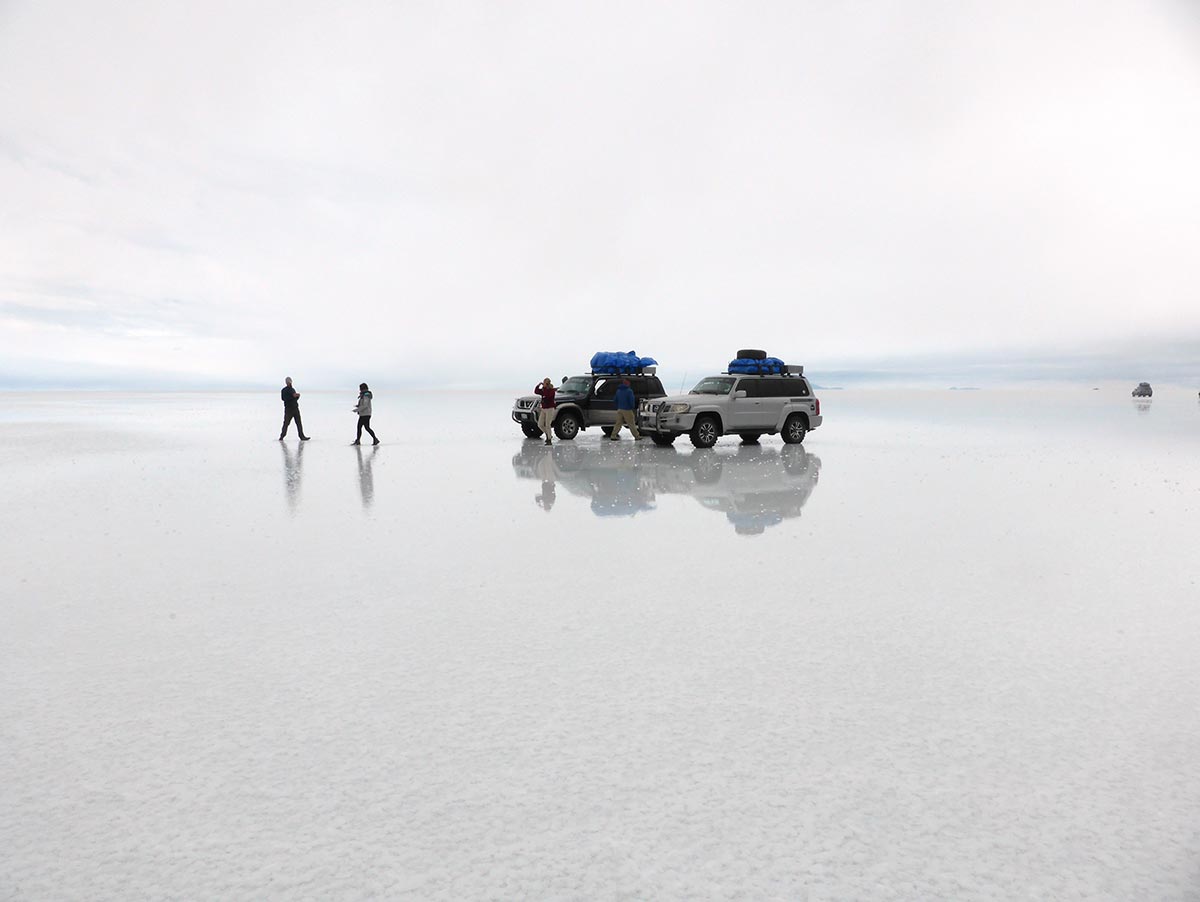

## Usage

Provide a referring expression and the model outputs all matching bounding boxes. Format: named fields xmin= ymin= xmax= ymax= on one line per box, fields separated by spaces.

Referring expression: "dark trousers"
xmin=356 ymin=416 xmax=378 ymax=442
xmin=281 ymin=408 xmax=306 ymax=438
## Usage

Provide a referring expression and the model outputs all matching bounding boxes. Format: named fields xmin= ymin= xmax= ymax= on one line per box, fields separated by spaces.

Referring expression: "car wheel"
xmin=521 ymin=422 xmax=543 ymax=439
xmin=651 ymin=434 xmax=676 ymax=447
xmin=553 ymin=411 xmax=581 ymax=441
xmin=690 ymin=416 xmax=720 ymax=449
xmin=740 ymin=433 xmax=761 ymax=444
xmin=782 ymin=414 xmax=807 ymax=444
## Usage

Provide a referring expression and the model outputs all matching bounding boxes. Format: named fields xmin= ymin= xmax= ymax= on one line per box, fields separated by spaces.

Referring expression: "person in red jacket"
xmin=534 ymin=377 xmax=556 ymax=445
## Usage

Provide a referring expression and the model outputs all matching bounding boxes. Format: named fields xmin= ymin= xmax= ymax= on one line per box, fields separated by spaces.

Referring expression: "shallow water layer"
xmin=2 ymin=388 xmax=1199 ymax=899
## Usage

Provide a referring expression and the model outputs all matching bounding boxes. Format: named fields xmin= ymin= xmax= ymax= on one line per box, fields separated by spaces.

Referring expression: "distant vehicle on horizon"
xmin=1132 ymin=382 xmax=1153 ymax=398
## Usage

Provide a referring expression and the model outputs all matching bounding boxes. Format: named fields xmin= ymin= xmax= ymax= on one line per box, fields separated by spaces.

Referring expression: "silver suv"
xmin=637 ymin=367 xmax=822 ymax=448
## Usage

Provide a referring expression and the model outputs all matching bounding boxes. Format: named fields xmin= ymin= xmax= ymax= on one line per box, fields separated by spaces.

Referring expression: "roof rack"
xmin=590 ymin=366 xmax=656 ymax=376
xmin=721 ymin=365 xmax=805 ymax=376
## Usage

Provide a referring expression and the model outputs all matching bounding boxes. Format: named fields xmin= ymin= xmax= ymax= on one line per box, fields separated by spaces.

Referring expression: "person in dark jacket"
xmin=352 ymin=382 xmax=379 ymax=445
xmin=610 ymin=379 xmax=642 ymax=440
xmin=534 ymin=377 xmax=556 ymax=445
xmin=279 ymin=377 xmax=311 ymax=440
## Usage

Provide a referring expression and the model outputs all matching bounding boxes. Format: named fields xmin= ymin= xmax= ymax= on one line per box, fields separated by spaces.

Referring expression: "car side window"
xmin=646 ymin=377 xmax=664 ymax=395
xmin=764 ymin=379 xmax=809 ymax=398
xmin=594 ymin=379 xmax=619 ymax=400
xmin=738 ymin=379 xmax=764 ymax=398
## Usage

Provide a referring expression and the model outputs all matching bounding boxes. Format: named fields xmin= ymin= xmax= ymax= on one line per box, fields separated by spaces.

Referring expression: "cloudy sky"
xmin=1 ymin=0 xmax=1198 ymax=387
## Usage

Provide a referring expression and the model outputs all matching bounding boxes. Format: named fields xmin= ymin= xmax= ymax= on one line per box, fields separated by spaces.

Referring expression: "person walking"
xmin=279 ymin=377 xmax=311 ymax=440
xmin=534 ymin=377 xmax=556 ymax=445
xmin=352 ymin=383 xmax=379 ymax=445
xmin=610 ymin=378 xmax=642 ymax=440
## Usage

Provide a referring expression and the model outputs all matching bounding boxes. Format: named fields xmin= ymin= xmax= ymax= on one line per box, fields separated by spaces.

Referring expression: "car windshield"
xmin=690 ymin=377 xmax=735 ymax=395
xmin=559 ymin=377 xmax=591 ymax=395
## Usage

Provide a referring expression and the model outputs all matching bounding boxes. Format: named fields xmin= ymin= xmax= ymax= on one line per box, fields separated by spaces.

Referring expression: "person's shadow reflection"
xmin=356 ymin=443 xmax=378 ymax=509
xmin=281 ymin=439 xmax=305 ymax=513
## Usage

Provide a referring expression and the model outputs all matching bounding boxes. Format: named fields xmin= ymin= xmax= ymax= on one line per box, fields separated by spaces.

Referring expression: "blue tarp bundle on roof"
xmin=728 ymin=356 xmax=786 ymax=374
xmin=590 ymin=351 xmax=658 ymax=374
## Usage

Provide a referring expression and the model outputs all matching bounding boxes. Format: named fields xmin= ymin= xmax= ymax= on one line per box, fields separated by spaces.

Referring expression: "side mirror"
xmin=733 ymin=390 xmax=747 ymax=399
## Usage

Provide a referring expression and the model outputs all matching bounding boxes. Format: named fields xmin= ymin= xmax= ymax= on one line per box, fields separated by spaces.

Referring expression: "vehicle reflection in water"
xmin=513 ymin=441 xmax=821 ymax=535
xmin=1134 ymin=399 xmax=1152 ymax=415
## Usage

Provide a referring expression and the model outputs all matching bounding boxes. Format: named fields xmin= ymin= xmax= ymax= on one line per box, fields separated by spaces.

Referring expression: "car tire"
xmin=690 ymin=416 xmax=721 ymax=448
xmin=740 ymin=433 xmax=761 ymax=444
xmin=521 ymin=422 xmax=543 ymax=439
xmin=736 ymin=349 xmax=767 ymax=360
xmin=553 ymin=411 xmax=581 ymax=441
xmin=650 ymin=434 xmax=676 ymax=447
xmin=782 ymin=414 xmax=807 ymax=444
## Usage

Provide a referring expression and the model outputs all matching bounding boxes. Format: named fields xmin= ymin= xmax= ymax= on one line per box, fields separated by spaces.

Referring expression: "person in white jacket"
xmin=352 ymin=382 xmax=379 ymax=445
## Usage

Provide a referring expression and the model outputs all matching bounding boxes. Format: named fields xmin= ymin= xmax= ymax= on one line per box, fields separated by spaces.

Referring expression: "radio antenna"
xmin=679 ymin=371 xmax=687 ymax=394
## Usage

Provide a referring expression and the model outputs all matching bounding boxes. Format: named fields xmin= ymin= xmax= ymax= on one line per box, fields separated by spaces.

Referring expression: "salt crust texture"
xmin=2 ymin=389 xmax=1198 ymax=899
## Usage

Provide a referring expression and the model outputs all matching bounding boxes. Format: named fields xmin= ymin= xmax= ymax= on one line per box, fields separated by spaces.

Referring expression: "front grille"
xmin=516 ymin=399 xmax=535 ymax=409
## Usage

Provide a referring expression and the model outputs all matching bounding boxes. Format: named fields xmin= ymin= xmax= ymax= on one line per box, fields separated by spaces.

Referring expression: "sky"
xmin=1 ymin=0 xmax=1198 ymax=388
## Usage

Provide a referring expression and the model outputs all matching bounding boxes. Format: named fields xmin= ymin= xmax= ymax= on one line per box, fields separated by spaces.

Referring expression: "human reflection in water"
xmin=281 ymin=438 xmax=305 ymax=513
xmin=533 ymin=445 xmax=556 ymax=511
xmin=356 ymin=444 xmax=377 ymax=509
xmin=511 ymin=441 xmax=821 ymax=535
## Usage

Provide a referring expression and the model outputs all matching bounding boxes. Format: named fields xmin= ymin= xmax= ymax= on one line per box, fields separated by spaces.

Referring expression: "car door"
xmin=769 ymin=377 xmax=814 ymax=430
xmin=755 ymin=378 xmax=791 ymax=430
xmin=730 ymin=378 xmax=765 ymax=429
xmin=589 ymin=377 xmax=620 ymax=428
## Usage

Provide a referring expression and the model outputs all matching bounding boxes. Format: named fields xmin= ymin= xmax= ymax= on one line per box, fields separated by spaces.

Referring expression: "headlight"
xmin=663 ymin=403 xmax=690 ymax=414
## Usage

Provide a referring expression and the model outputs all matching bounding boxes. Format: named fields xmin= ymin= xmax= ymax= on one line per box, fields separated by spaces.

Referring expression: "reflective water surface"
xmin=2 ymin=388 xmax=1199 ymax=900
xmin=513 ymin=441 xmax=821 ymax=534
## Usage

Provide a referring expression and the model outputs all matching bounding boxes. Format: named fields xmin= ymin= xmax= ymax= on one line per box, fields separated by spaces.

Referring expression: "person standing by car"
xmin=279 ymin=376 xmax=311 ymax=441
xmin=352 ymin=382 xmax=379 ymax=445
xmin=534 ymin=377 xmax=556 ymax=445
xmin=610 ymin=378 xmax=642 ymax=440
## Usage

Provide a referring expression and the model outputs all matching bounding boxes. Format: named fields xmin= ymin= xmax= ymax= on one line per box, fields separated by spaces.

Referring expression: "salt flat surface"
xmin=2 ymin=387 xmax=1199 ymax=900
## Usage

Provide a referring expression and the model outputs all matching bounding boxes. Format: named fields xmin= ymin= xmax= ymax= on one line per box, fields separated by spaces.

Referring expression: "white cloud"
xmin=2 ymin=0 xmax=1198 ymax=386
